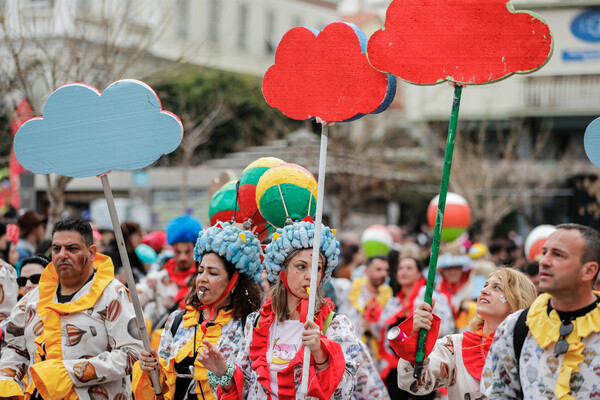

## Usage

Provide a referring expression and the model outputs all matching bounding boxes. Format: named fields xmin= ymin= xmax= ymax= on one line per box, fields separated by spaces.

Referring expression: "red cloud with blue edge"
xmin=367 ymin=0 xmax=553 ymax=85
xmin=263 ymin=22 xmax=396 ymax=121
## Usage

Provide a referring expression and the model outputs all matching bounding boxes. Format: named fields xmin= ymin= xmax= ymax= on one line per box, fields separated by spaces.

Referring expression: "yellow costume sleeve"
xmin=29 ymin=359 xmax=74 ymax=400
xmin=131 ymin=359 xmax=168 ymax=400
xmin=0 ymin=379 xmax=24 ymax=400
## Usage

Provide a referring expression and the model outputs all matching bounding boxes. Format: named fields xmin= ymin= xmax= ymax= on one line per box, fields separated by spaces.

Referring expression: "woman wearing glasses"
xmin=390 ymin=267 xmax=536 ymax=399
xmin=17 ymin=255 xmax=50 ymax=297
xmin=1 ymin=255 xmax=48 ymax=348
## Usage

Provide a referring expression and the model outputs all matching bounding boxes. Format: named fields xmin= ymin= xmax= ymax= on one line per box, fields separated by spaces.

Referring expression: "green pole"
xmin=413 ymin=84 xmax=462 ymax=379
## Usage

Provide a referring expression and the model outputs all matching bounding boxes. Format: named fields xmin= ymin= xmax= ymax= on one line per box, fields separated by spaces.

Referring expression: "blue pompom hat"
xmin=166 ymin=214 xmax=203 ymax=245
xmin=194 ymin=221 xmax=264 ymax=283
xmin=264 ymin=220 xmax=339 ymax=283
xmin=437 ymin=253 xmax=472 ymax=270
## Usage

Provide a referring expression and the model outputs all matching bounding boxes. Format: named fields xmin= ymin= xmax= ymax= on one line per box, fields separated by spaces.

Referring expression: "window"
xmin=77 ymin=0 xmax=91 ymax=13
xmin=208 ymin=0 xmax=220 ymax=43
xmin=177 ymin=0 xmax=189 ymax=37
xmin=237 ymin=2 xmax=248 ymax=50
xmin=24 ymin=0 xmax=52 ymax=6
xmin=265 ymin=9 xmax=275 ymax=54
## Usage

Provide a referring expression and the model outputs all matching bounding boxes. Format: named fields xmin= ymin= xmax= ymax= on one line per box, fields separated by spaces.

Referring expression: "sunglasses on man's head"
xmin=17 ymin=274 xmax=41 ymax=287
xmin=554 ymin=320 xmax=574 ymax=356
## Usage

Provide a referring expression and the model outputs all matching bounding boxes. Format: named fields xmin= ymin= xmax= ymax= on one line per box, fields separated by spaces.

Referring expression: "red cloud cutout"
xmin=263 ymin=22 xmax=395 ymax=121
xmin=367 ymin=0 xmax=553 ymax=85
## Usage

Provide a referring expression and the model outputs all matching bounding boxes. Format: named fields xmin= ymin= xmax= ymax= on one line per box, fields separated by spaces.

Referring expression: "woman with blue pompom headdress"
xmin=133 ymin=221 xmax=263 ymax=400
xmin=200 ymin=218 xmax=364 ymax=400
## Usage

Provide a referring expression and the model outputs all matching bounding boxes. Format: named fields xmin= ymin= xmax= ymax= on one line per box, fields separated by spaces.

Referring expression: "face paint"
xmin=500 ymin=295 xmax=508 ymax=304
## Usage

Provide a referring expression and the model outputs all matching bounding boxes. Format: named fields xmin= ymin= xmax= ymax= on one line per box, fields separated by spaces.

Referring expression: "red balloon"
xmin=141 ymin=231 xmax=167 ymax=253
xmin=238 ymin=157 xmax=285 ymax=226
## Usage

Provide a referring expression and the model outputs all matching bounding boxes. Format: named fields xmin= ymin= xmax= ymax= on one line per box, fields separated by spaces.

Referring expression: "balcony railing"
xmin=524 ymin=74 xmax=600 ymax=114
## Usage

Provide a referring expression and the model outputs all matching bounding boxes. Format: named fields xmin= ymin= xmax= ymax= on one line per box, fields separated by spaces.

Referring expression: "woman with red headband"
xmin=133 ymin=221 xmax=263 ymax=400
xmin=200 ymin=219 xmax=362 ymax=400
xmin=377 ymin=256 xmax=454 ymax=399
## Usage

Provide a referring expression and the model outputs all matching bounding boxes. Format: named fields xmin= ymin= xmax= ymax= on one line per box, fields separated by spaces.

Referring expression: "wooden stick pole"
xmin=100 ymin=174 xmax=164 ymax=399
xmin=299 ymin=124 xmax=328 ymax=394
xmin=414 ymin=85 xmax=462 ymax=379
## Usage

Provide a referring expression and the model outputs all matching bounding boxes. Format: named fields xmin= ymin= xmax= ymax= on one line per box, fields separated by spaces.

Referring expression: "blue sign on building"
xmin=571 ymin=9 xmax=600 ymax=42
xmin=563 ymin=50 xmax=600 ymax=61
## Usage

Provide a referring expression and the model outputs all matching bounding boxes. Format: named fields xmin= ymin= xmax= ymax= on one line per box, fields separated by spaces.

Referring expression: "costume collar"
xmin=37 ymin=253 xmax=114 ymax=319
xmin=349 ymin=277 xmax=392 ymax=314
xmin=397 ymin=277 xmax=426 ymax=315
xmin=193 ymin=308 xmax=232 ymax=398
xmin=160 ymin=307 xmax=233 ymax=400
xmin=197 ymin=272 xmax=238 ymax=333
xmin=439 ymin=270 xmax=470 ymax=298
xmin=527 ymin=292 xmax=600 ymax=400
xmin=33 ymin=253 xmax=114 ymax=399
xmin=462 ymin=329 xmax=494 ymax=380
xmin=164 ymin=258 xmax=195 ymax=306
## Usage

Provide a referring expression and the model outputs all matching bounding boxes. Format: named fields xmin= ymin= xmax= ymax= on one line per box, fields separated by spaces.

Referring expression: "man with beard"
xmin=137 ymin=214 xmax=202 ymax=329
xmin=0 ymin=217 xmax=142 ymax=399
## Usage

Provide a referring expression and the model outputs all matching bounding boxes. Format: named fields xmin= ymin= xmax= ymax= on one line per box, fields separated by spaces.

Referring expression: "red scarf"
xmin=279 ymin=268 xmax=310 ymax=322
xmin=163 ymin=258 xmax=196 ymax=307
xmin=439 ymin=270 xmax=470 ymax=314
xmin=391 ymin=277 xmax=427 ymax=324
xmin=249 ymin=298 xmax=344 ymax=400
xmin=379 ymin=277 xmax=426 ymax=380
xmin=462 ymin=329 xmax=494 ymax=380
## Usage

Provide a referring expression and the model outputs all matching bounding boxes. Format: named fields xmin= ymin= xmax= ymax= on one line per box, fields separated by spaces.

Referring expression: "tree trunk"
xmin=181 ymin=157 xmax=190 ymax=213
xmin=45 ymin=174 xmax=72 ymax=237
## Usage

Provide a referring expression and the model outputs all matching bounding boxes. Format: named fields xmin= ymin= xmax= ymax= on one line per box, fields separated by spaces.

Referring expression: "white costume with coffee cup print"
xmin=0 ymin=254 xmax=143 ymax=400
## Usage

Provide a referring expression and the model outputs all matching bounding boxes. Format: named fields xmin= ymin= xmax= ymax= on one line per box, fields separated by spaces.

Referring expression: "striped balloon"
xmin=65 ymin=324 xmax=86 ymax=346
xmin=208 ymin=180 xmax=242 ymax=225
xmin=238 ymin=157 xmax=285 ymax=225
xmin=256 ymin=163 xmax=318 ymax=228
xmin=525 ymin=224 xmax=555 ymax=262
xmin=427 ymin=192 xmax=471 ymax=242
xmin=361 ymin=225 xmax=393 ymax=258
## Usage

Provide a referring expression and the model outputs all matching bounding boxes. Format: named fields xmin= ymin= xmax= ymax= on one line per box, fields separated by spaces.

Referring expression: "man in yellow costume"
xmin=482 ymin=223 xmax=600 ymax=400
xmin=0 ymin=217 xmax=143 ymax=400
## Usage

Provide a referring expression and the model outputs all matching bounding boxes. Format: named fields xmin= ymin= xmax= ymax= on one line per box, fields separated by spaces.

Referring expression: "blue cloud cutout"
xmin=14 ymin=79 xmax=183 ymax=178
xmin=585 ymin=116 xmax=600 ymax=169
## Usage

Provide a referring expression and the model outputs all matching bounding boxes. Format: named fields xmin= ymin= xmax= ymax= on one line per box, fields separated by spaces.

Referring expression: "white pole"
xmin=100 ymin=174 xmax=164 ymax=399
xmin=299 ymin=124 xmax=328 ymax=394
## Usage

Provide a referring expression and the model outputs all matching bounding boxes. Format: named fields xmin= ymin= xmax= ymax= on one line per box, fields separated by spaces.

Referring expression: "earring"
xmin=245 ymin=289 xmax=249 ymax=296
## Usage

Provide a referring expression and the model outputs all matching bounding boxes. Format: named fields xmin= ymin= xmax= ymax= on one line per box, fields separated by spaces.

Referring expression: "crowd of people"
xmin=0 ymin=209 xmax=599 ymax=399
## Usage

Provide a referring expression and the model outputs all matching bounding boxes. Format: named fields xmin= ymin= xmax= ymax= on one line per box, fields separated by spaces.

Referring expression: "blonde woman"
xmin=391 ymin=267 xmax=537 ymax=399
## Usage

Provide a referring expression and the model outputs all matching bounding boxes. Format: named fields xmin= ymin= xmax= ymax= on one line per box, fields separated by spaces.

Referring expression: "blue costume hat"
xmin=166 ymin=215 xmax=203 ymax=245
xmin=437 ymin=253 xmax=472 ymax=270
xmin=194 ymin=221 xmax=264 ymax=283
xmin=264 ymin=220 xmax=339 ymax=283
